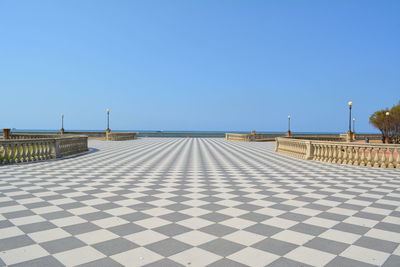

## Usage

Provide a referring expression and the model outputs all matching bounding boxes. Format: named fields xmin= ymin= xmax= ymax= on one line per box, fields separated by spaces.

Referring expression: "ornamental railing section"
xmin=275 ymin=137 xmax=400 ymax=169
xmin=0 ymin=135 xmax=88 ymax=165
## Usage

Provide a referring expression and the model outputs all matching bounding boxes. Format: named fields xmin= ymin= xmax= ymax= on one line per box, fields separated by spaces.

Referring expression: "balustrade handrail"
xmin=1 ymin=135 xmax=88 ymax=165
xmin=275 ymin=137 xmax=400 ymax=169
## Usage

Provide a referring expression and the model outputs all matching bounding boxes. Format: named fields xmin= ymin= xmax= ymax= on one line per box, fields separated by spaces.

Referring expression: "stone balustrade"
xmin=226 ymin=133 xmax=283 ymax=142
xmin=106 ymin=132 xmax=137 ymax=141
xmin=275 ymin=137 xmax=400 ymax=169
xmin=0 ymin=135 xmax=88 ymax=165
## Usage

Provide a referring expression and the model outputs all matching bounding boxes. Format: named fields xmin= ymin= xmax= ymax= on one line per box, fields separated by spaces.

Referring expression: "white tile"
xmin=228 ymin=247 xmax=279 ymax=267
xmin=319 ymin=229 xmax=361 ymax=244
xmin=365 ymin=228 xmax=400 ymax=243
xmin=174 ymin=230 xmax=217 ymax=246
xmin=169 ymin=247 xmax=222 ymax=266
xmin=10 ymin=215 xmax=45 ymax=226
xmin=29 ymin=228 xmax=71 ymax=243
xmin=344 ymin=216 xmax=378 ymax=228
xmin=142 ymin=207 xmax=173 ymax=216
xmin=92 ymin=217 xmax=128 ymax=228
xmin=340 ymin=245 xmax=390 ymax=266
xmin=32 ymin=206 xmax=63 ymax=214
xmin=224 ymin=230 xmax=265 ymax=246
xmin=177 ymin=217 xmax=214 ymax=229
xmin=304 ymin=217 xmax=338 ymax=228
xmin=76 ymin=229 xmax=119 ymax=245
xmin=286 ymin=246 xmax=336 ymax=266
xmin=0 ymin=244 xmax=49 ymax=265
xmin=135 ymin=217 xmax=170 ymax=229
xmin=272 ymin=230 xmax=314 ymax=245
xmin=0 ymin=226 xmax=24 ymax=240
xmin=125 ymin=230 xmax=168 ymax=246
xmin=112 ymin=247 xmax=163 ymax=266
xmin=51 ymin=216 xmax=87 ymax=227
xmin=68 ymin=206 xmax=98 ymax=215
xmin=262 ymin=217 xmax=297 ymax=229
xmin=55 ymin=246 xmax=105 ymax=266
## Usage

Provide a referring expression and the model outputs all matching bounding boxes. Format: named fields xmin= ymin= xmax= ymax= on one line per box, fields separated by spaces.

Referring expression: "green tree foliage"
xmin=369 ymin=102 xmax=400 ymax=143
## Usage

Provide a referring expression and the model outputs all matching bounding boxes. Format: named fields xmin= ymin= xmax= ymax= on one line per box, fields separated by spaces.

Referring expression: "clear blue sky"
xmin=1 ymin=0 xmax=399 ymax=132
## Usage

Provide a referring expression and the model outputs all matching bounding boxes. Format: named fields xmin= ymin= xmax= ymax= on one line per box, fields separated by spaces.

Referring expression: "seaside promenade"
xmin=0 ymin=138 xmax=399 ymax=266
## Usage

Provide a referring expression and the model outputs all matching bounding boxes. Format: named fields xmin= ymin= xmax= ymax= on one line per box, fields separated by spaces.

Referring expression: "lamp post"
xmin=60 ymin=114 xmax=65 ymax=134
xmin=385 ymin=111 xmax=390 ymax=143
xmin=352 ymin=118 xmax=355 ymax=133
xmin=106 ymin=109 xmax=111 ymax=133
xmin=346 ymin=101 xmax=353 ymax=142
xmin=287 ymin=115 xmax=291 ymax=136
xmin=348 ymin=101 xmax=353 ymax=132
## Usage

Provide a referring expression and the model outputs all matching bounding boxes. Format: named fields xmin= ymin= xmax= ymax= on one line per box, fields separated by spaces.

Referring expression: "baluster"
xmin=366 ymin=147 xmax=373 ymax=167
xmin=395 ymin=148 xmax=400 ymax=169
xmin=318 ymin=145 xmax=323 ymax=161
xmin=347 ymin=146 xmax=353 ymax=165
xmin=353 ymin=146 xmax=360 ymax=166
xmin=359 ymin=147 xmax=366 ymax=166
xmin=373 ymin=148 xmax=380 ymax=168
xmin=337 ymin=146 xmax=343 ymax=164
xmin=332 ymin=145 xmax=338 ymax=163
xmin=387 ymin=148 xmax=394 ymax=168
xmin=380 ymin=148 xmax=387 ymax=168
xmin=328 ymin=145 xmax=333 ymax=162
xmin=342 ymin=146 xmax=348 ymax=165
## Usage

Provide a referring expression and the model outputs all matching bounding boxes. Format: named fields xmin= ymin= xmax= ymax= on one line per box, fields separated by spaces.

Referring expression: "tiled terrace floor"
xmin=0 ymin=138 xmax=399 ymax=267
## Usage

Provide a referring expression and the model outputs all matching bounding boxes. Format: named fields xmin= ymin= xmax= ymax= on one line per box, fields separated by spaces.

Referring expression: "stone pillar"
xmin=287 ymin=130 xmax=292 ymax=137
xmin=3 ymin=129 xmax=11 ymax=139
xmin=106 ymin=129 xmax=111 ymax=141
xmin=346 ymin=131 xmax=355 ymax=142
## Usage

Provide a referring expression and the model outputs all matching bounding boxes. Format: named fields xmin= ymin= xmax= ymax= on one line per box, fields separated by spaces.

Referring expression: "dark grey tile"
xmin=333 ymin=222 xmax=370 ymax=235
xmin=121 ymin=212 xmax=152 ymax=222
xmin=199 ymin=212 xmax=232 ymax=223
xmin=93 ymin=237 xmax=138 ymax=256
xmin=199 ymin=224 xmax=237 ymax=237
xmin=252 ymin=238 xmax=297 ymax=255
xmin=326 ymin=256 xmax=376 ymax=267
xmin=208 ymin=258 xmax=248 ymax=267
xmin=268 ymin=257 xmax=313 ymax=267
xmin=289 ymin=223 xmax=326 ymax=236
xmin=63 ymin=222 xmax=101 ymax=235
xmin=383 ymin=255 xmax=400 ymax=267
xmin=160 ymin=212 xmax=191 ymax=222
xmin=41 ymin=236 xmax=86 ymax=254
xmin=244 ymin=223 xmax=283 ymax=236
xmin=0 ymin=235 xmax=35 ymax=251
xmin=354 ymin=236 xmax=398 ymax=253
xmin=9 ymin=256 xmax=64 ymax=267
xmin=143 ymin=258 xmax=184 ymax=267
xmin=199 ymin=238 xmax=245 ymax=256
xmin=305 ymin=237 xmax=349 ymax=254
xmin=80 ymin=211 xmax=113 ymax=221
xmin=77 ymin=257 xmax=124 ymax=267
xmin=145 ymin=238 xmax=191 ymax=257
xmin=19 ymin=221 xmax=56 ymax=233
xmin=153 ymin=223 xmax=192 ymax=236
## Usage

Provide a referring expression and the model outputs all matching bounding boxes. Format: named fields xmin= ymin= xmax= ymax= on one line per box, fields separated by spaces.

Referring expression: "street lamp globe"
xmin=288 ymin=115 xmax=291 ymax=119
xmin=106 ymin=109 xmax=110 ymax=113
xmin=386 ymin=112 xmax=390 ymax=116
xmin=348 ymin=101 xmax=353 ymax=106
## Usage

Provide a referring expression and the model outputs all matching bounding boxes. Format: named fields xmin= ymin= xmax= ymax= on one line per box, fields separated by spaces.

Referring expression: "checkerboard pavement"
xmin=0 ymin=138 xmax=399 ymax=267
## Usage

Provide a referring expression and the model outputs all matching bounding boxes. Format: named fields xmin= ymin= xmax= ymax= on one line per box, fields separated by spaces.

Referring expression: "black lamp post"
xmin=60 ymin=114 xmax=64 ymax=134
xmin=385 ymin=111 xmax=390 ymax=143
xmin=287 ymin=115 xmax=291 ymax=136
xmin=348 ymin=101 xmax=353 ymax=132
xmin=106 ymin=109 xmax=111 ymax=132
